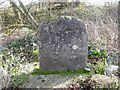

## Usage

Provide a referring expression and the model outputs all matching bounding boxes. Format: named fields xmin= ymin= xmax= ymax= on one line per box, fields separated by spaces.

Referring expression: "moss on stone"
xmin=31 ymin=69 xmax=90 ymax=75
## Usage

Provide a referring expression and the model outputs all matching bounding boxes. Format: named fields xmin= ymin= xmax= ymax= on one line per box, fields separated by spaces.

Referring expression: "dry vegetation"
xmin=0 ymin=2 xmax=118 ymax=53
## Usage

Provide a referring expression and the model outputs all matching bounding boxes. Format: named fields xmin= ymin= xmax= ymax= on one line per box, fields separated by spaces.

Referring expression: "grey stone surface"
xmin=25 ymin=74 xmax=84 ymax=88
xmin=37 ymin=16 xmax=88 ymax=72
xmin=25 ymin=74 xmax=119 ymax=88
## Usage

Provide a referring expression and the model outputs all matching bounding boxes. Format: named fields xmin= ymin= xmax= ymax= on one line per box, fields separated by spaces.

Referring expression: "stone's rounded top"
xmin=58 ymin=16 xmax=86 ymax=28
xmin=60 ymin=16 xmax=84 ymax=23
xmin=37 ymin=16 xmax=87 ymax=34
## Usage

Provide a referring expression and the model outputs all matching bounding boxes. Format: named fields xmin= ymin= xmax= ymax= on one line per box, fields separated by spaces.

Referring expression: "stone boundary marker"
xmin=37 ymin=16 xmax=88 ymax=72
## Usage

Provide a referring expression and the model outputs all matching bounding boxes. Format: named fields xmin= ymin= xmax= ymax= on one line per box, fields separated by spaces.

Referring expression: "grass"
xmin=31 ymin=68 xmax=90 ymax=76
xmin=9 ymin=73 xmax=29 ymax=88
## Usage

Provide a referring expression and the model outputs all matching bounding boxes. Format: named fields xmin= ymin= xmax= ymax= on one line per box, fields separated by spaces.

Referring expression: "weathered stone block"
xmin=37 ymin=16 xmax=88 ymax=72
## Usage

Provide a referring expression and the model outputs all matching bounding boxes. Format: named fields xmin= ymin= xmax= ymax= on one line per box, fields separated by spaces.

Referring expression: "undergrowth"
xmin=0 ymin=35 xmax=118 ymax=88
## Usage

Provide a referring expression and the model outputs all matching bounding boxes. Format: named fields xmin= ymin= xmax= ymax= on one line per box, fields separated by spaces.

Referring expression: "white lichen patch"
xmin=72 ymin=45 xmax=78 ymax=50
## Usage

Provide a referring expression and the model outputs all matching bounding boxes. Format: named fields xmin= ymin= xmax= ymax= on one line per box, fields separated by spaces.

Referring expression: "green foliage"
xmin=88 ymin=61 xmax=107 ymax=75
xmin=106 ymin=52 xmax=119 ymax=65
xmin=87 ymin=43 xmax=118 ymax=75
xmin=9 ymin=73 xmax=29 ymax=88
xmin=88 ymin=42 xmax=107 ymax=61
xmin=0 ymin=50 xmax=21 ymax=76
xmin=87 ymin=43 xmax=108 ymax=75
xmin=5 ymin=34 xmax=39 ymax=62
xmin=88 ymin=43 xmax=118 ymax=66
xmin=0 ymin=34 xmax=39 ymax=76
